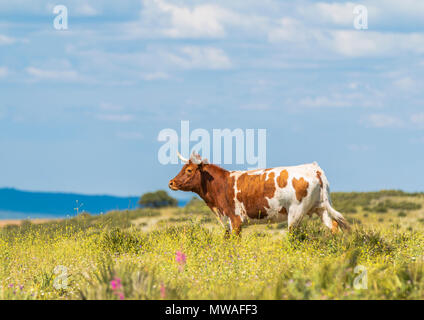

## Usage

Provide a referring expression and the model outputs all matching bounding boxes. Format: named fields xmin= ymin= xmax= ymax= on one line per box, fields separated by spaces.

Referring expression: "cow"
xmin=169 ymin=152 xmax=350 ymax=236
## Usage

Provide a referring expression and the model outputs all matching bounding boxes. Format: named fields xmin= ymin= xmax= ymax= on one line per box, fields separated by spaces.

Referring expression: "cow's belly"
xmin=236 ymin=182 xmax=322 ymax=225
xmin=241 ymin=209 xmax=288 ymax=226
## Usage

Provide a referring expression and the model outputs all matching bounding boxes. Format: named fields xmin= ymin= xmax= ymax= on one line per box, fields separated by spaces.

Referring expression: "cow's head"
xmin=168 ymin=152 xmax=209 ymax=192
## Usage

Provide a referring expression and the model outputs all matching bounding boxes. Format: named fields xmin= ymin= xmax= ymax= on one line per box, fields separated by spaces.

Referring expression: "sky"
xmin=0 ymin=0 xmax=423 ymax=198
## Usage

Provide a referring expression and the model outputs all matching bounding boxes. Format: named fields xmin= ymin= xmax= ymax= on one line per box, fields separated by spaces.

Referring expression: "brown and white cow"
xmin=169 ymin=152 xmax=349 ymax=236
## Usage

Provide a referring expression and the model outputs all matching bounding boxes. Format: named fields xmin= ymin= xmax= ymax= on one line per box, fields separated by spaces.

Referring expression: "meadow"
xmin=1 ymin=190 xmax=424 ymax=300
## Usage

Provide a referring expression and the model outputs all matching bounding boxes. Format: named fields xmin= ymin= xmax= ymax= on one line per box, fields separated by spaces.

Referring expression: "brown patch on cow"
xmin=236 ymin=172 xmax=276 ymax=219
xmin=316 ymin=171 xmax=323 ymax=187
xmin=331 ymin=220 xmax=339 ymax=234
xmin=276 ymin=169 xmax=288 ymax=189
xmin=292 ymin=177 xmax=309 ymax=202
xmin=279 ymin=207 xmax=288 ymax=215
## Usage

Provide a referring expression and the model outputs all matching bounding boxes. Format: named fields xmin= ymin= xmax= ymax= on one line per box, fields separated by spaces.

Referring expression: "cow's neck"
xmin=195 ymin=164 xmax=231 ymax=210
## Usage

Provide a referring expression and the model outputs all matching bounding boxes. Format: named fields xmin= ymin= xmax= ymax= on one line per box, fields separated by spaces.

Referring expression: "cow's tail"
xmin=315 ymin=164 xmax=351 ymax=231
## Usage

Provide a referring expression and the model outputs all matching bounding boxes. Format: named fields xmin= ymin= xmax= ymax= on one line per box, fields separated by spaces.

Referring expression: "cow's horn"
xmin=190 ymin=151 xmax=209 ymax=165
xmin=190 ymin=152 xmax=201 ymax=164
xmin=177 ymin=151 xmax=189 ymax=163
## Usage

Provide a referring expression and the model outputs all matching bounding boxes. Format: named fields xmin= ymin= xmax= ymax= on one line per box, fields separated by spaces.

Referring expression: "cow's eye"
xmin=187 ymin=168 xmax=192 ymax=173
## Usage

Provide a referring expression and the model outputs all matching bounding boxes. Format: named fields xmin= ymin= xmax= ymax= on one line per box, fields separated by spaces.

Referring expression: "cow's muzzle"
xmin=168 ymin=180 xmax=179 ymax=191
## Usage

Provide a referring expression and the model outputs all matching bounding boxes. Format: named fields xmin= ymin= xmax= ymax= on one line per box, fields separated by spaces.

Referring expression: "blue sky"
xmin=0 ymin=0 xmax=423 ymax=198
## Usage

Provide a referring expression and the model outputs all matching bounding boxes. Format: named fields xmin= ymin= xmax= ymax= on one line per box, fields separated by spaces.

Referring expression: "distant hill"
xmin=0 ymin=188 xmax=140 ymax=217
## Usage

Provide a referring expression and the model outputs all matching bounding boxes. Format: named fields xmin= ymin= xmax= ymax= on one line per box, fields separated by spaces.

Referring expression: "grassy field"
xmin=1 ymin=190 xmax=424 ymax=300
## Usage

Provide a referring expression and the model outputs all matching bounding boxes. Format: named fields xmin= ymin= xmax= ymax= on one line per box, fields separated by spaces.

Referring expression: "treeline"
xmin=331 ymin=190 xmax=423 ymax=214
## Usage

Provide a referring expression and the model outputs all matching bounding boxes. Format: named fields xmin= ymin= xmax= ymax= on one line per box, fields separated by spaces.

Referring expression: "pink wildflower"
xmin=110 ymin=277 xmax=122 ymax=290
xmin=175 ymin=251 xmax=186 ymax=265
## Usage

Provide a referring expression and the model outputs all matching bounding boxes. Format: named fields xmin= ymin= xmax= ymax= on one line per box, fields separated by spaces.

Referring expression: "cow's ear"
xmin=197 ymin=162 xmax=209 ymax=172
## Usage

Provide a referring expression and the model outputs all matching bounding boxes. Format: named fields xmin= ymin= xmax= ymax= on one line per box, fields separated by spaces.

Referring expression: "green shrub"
xmin=100 ymin=228 xmax=147 ymax=254
xmin=138 ymin=190 xmax=177 ymax=208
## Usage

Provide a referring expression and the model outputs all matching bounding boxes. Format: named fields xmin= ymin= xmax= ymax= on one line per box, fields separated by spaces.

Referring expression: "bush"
xmin=138 ymin=190 xmax=177 ymax=208
xmin=364 ymin=200 xmax=421 ymax=214
xmin=178 ymin=196 xmax=211 ymax=215
xmin=100 ymin=228 xmax=147 ymax=254
xmin=331 ymin=190 xmax=423 ymax=214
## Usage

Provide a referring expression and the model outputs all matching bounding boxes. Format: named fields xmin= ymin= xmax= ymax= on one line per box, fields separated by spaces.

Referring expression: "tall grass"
xmin=1 ymin=190 xmax=423 ymax=300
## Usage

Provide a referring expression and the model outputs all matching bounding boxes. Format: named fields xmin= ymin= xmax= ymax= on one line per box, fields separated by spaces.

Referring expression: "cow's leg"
xmin=230 ymin=215 xmax=242 ymax=237
xmin=319 ymin=209 xmax=333 ymax=229
xmin=287 ymin=206 xmax=304 ymax=232
xmin=211 ymin=207 xmax=226 ymax=229
xmin=221 ymin=216 xmax=232 ymax=239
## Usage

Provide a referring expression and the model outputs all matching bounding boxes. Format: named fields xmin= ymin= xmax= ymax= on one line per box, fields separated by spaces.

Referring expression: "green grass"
xmin=1 ymin=190 xmax=424 ymax=300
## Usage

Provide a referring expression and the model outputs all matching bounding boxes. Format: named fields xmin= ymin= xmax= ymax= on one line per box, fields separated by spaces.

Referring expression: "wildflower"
xmin=8 ymin=284 xmax=13 ymax=288
xmin=110 ymin=277 xmax=122 ymax=290
xmin=175 ymin=251 xmax=186 ymax=265
xmin=117 ymin=292 xmax=125 ymax=300
xmin=160 ymin=282 xmax=166 ymax=299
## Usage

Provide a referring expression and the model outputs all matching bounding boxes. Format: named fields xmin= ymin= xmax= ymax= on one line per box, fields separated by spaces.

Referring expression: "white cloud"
xmin=268 ymin=17 xmax=316 ymax=44
xmin=393 ymin=77 xmax=416 ymax=91
xmin=297 ymin=0 xmax=424 ymax=29
xmin=410 ymin=136 xmax=424 ymax=144
xmin=26 ymin=67 xmax=79 ymax=81
xmin=99 ymin=102 xmax=124 ymax=112
xmin=298 ymin=2 xmax=358 ymax=27
xmin=240 ymin=103 xmax=270 ymax=111
xmin=328 ymin=31 xmax=424 ymax=57
xmin=141 ymin=71 xmax=170 ymax=80
xmin=411 ymin=113 xmax=424 ymax=125
xmin=299 ymin=95 xmax=352 ymax=108
xmin=76 ymin=4 xmax=99 ymax=16
xmin=348 ymin=144 xmax=371 ymax=152
xmin=124 ymin=0 xmax=264 ymax=40
xmin=153 ymin=0 xmax=229 ymax=38
xmin=116 ymin=131 xmax=144 ymax=140
xmin=370 ymin=0 xmax=424 ymax=23
xmin=167 ymin=46 xmax=232 ymax=69
xmin=298 ymin=92 xmax=381 ymax=109
xmin=0 ymin=34 xmax=16 ymax=45
xmin=95 ymin=114 xmax=135 ymax=123
xmin=68 ymin=45 xmax=231 ymax=76
xmin=268 ymin=18 xmax=424 ymax=58
xmin=94 ymin=103 xmax=136 ymax=123
xmin=0 ymin=67 xmax=8 ymax=78
xmin=348 ymin=82 xmax=359 ymax=90
xmin=364 ymin=113 xmax=403 ymax=128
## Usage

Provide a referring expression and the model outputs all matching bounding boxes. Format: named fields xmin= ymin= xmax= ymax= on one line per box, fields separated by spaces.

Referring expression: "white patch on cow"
xmin=230 ymin=171 xmax=248 ymax=223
